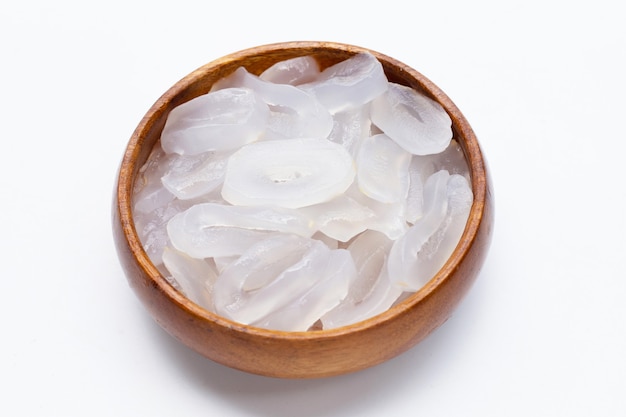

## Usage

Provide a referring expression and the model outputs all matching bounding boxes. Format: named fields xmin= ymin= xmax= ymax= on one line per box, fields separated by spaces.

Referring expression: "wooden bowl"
xmin=112 ymin=41 xmax=494 ymax=378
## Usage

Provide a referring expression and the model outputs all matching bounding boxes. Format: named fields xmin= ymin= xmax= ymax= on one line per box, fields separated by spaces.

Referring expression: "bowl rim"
xmin=115 ymin=40 xmax=489 ymax=342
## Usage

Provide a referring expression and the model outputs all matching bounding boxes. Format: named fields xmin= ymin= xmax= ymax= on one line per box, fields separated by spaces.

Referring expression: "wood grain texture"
xmin=112 ymin=41 xmax=494 ymax=378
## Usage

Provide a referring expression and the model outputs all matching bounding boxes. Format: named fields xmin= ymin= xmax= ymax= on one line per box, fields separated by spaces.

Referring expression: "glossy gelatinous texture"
xmin=112 ymin=41 xmax=494 ymax=378
xmin=356 ymin=133 xmax=412 ymax=203
xmin=387 ymin=170 xmax=473 ymax=291
xmin=166 ymin=203 xmax=315 ymax=258
xmin=211 ymin=67 xmax=333 ymax=141
xmin=259 ymin=55 xmax=320 ymax=85
xmin=371 ymin=82 xmax=452 ymax=155
xmin=299 ymin=52 xmax=388 ymax=114
xmin=221 ymin=138 xmax=355 ymax=209
xmin=160 ymin=88 xmax=269 ymax=155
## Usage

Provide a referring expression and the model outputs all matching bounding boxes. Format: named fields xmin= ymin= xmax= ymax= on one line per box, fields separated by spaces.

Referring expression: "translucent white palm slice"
xmin=322 ymin=263 xmax=403 ymax=329
xmin=327 ymin=105 xmax=372 ymax=156
xmin=412 ymin=139 xmax=470 ymax=181
xmin=160 ymin=151 xmax=229 ymax=200
xmin=371 ymin=82 xmax=452 ymax=155
xmin=252 ymin=248 xmax=354 ymax=331
xmin=162 ymin=246 xmax=218 ymax=311
xmin=321 ymin=230 xmax=404 ymax=329
xmin=405 ymin=157 xmax=425 ymax=224
xmin=387 ymin=170 xmax=473 ymax=291
xmin=300 ymin=195 xmax=375 ymax=242
xmin=259 ymin=55 xmax=320 ymax=85
xmin=212 ymin=67 xmax=332 ymax=141
xmin=133 ymin=147 xmax=230 ymax=265
xmin=167 ymin=203 xmax=315 ymax=258
xmin=214 ymin=237 xmax=355 ymax=329
xmin=405 ymin=140 xmax=469 ymax=224
xmin=214 ymin=234 xmax=315 ymax=297
xmin=299 ymin=52 xmax=388 ymax=114
xmin=222 ymin=138 xmax=356 ymax=209
xmin=133 ymin=145 xmax=176 ymax=214
xmin=134 ymin=196 xmax=200 ymax=266
xmin=160 ymin=87 xmax=269 ymax=155
xmin=345 ymin=184 xmax=408 ymax=240
xmin=356 ymin=133 xmax=412 ymax=203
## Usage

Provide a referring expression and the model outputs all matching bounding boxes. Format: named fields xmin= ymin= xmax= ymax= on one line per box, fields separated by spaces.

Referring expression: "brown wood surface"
xmin=112 ymin=41 xmax=494 ymax=378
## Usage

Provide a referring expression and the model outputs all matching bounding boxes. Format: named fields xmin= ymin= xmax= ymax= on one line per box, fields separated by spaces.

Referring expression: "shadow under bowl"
xmin=112 ymin=41 xmax=494 ymax=379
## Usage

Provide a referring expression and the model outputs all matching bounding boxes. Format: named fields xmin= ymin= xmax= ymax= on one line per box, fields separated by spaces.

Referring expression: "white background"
xmin=2 ymin=1 xmax=625 ymax=415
